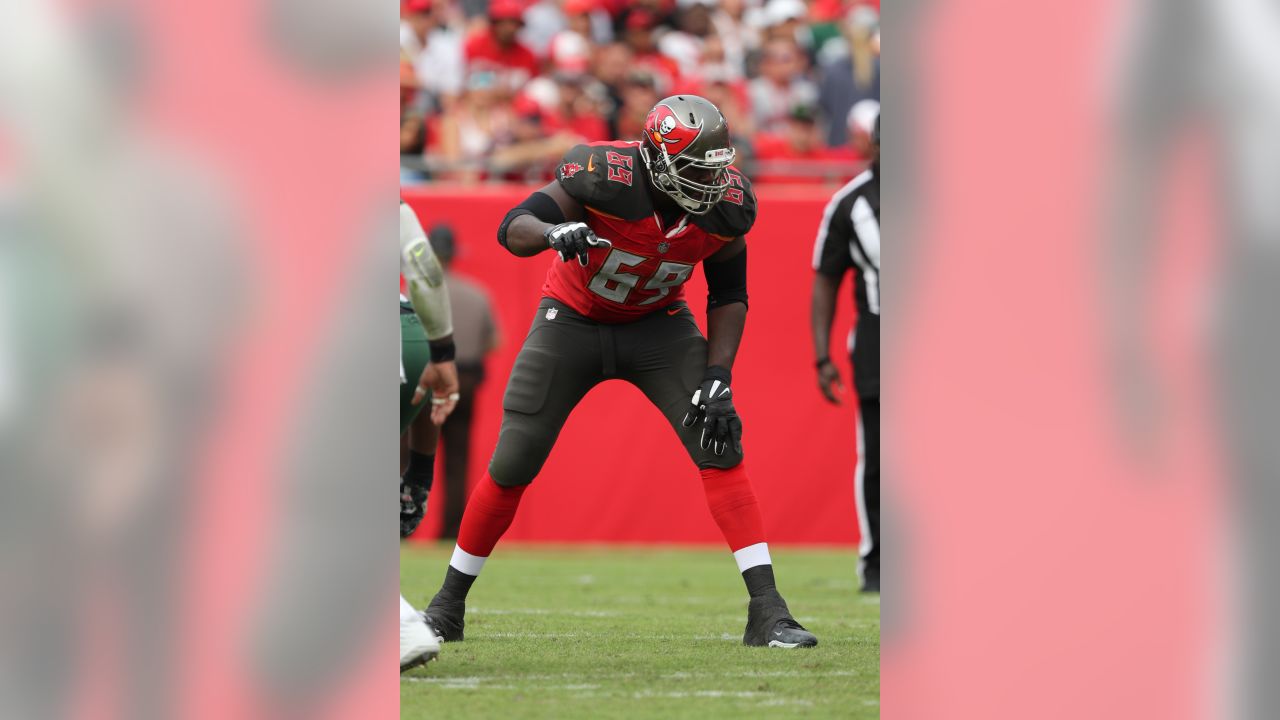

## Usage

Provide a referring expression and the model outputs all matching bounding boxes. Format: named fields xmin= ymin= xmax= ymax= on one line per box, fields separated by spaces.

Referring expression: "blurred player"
xmin=422 ymin=95 xmax=818 ymax=649
xmin=810 ymin=113 xmax=880 ymax=592
xmin=399 ymin=201 xmax=459 ymax=672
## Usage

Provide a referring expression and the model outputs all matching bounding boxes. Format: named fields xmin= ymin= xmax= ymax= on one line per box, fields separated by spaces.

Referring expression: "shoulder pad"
xmin=556 ymin=143 xmax=649 ymax=219
xmin=696 ymin=166 xmax=757 ymax=238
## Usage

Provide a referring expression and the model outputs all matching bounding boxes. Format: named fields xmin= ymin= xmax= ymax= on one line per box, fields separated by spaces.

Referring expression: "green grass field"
xmin=401 ymin=543 xmax=879 ymax=719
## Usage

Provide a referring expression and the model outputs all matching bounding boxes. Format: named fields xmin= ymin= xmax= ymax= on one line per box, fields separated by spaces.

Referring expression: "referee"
xmin=810 ymin=114 xmax=880 ymax=593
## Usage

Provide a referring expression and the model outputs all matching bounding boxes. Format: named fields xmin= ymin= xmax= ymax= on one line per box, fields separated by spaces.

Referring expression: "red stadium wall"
xmin=404 ymin=185 xmax=862 ymax=546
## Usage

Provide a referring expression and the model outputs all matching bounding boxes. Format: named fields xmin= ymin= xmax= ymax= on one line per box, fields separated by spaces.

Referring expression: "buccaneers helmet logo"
xmin=645 ymin=104 xmax=702 ymax=156
xmin=559 ymin=161 xmax=584 ymax=180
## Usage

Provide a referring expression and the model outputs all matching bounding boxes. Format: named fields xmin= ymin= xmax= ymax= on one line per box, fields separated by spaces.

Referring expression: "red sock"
xmin=700 ymin=465 xmax=767 ymax=552
xmin=456 ymin=473 xmax=527 ymax=558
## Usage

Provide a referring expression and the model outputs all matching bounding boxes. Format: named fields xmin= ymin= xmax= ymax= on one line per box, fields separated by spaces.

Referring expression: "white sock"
xmin=732 ymin=542 xmax=772 ymax=573
xmin=400 ymin=594 xmax=419 ymax=623
xmin=449 ymin=545 xmax=487 ymax=576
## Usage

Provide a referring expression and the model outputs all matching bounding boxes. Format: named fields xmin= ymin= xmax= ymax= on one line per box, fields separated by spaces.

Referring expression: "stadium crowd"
xmin=400 ymin=0 xmax=880 ymax=185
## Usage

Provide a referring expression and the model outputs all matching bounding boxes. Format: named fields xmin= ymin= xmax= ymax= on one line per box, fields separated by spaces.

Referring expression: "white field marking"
xmin=862 ymin=596 xmax=881 ymax=605
xmin=863 ymin=700 xmax=881 ymax=706
xmin=661 ymin=670 xmax=858 ymax=680
xmin=407 ymin=673 xmax=634 ymax=684
xmin=629 ymin=691 xmax=757 ymax=696
xmin=468 ymin=607 xmax=619 ymax=618
xmin=706 ymin=614 xmax=868 ymax=625
xmin=760 ymin=698 xmax=817 ymax=707
xmin=484 ymin=632 xmax=581 ymax=639
xmin=402 ymin=678 xmax=603 ymax=692
xmin=404 ymin=669 xmax=859 ymax=686
xmin=565 ymin=691 xmax=816 ymax=708
xmin=473 ymin=631 xmax=777 ymax=641
xmin=574 ymin=575 xmax=595 ymax=585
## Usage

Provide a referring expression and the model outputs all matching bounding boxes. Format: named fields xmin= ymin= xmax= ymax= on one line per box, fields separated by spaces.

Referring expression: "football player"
xmin=399 ymin=201 xmax=460 ymax=672
xmin=422 ymin=96 xmax=818 ymax=648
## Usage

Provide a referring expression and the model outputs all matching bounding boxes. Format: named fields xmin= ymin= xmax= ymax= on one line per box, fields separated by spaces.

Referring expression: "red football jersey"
xmin=542 ymin=142 xmax=757 ymax=323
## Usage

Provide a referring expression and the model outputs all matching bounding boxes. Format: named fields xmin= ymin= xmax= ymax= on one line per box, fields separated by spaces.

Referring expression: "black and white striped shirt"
xmin=813 ymin=166 xmax=880 ymax=397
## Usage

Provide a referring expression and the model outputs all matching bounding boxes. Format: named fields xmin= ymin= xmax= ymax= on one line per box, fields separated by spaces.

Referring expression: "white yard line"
xmin=468 ymin=607 xmax=620 ymax=617
xmin=404 ymin=669 xmax=860 ymax=685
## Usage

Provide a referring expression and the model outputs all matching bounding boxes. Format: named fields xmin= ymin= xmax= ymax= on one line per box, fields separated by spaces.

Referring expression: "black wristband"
xmin=705 ymin=365 xmax=732 ymax=386
xmin=816 ymin=357 xmax=833 ymax=369
xmin=429 ymin=338 xmax=457 ymax=363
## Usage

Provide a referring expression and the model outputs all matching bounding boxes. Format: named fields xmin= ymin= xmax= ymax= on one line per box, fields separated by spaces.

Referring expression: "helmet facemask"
xmin=640 ymin=142 xmax=735 ymax=215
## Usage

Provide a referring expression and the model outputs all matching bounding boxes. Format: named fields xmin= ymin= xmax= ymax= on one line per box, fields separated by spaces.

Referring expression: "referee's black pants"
xmin=856 ymin=394 xmax=880 ymax=585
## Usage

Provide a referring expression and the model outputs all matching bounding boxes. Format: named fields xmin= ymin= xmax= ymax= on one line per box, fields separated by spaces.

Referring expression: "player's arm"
xmin=400 ymin=202 xmax=459 ymax=423
xmin=497 ymin=180 xmax=613 ymax=264
xmin=499 ymin=145 xmax=616 ymax=263
xmin=682 ymin=236 xmax=748 ymax=456
xmin=498 ymin=180 xmax=581 ymax=256
xmin=704 ymin=236 xmax=748 ymax=372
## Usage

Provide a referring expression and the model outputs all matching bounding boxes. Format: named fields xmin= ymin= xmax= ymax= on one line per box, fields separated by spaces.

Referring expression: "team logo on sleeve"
xmin=558 ymin=162 xmax=584 ymax=180
xmin=645 ymin=104 xmax=702 ymax=156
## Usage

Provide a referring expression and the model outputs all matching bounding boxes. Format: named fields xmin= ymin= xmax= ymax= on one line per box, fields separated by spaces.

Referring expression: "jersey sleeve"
xmin=700 ymin=166 xmax=758 ymax=239
xmin=812 ymin=194 xmax=853 ymax=278
xmin=555 ymin=144 xmax=610 ymax=208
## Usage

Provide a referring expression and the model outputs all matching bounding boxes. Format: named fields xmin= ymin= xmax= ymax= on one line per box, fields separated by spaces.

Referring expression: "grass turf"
xmin=401 ymin=543 xmax=879 ymax=719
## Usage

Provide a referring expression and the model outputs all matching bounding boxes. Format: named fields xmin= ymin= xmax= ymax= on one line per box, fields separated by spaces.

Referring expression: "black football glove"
xmin=400 ymin=480 xmax=427 ymax=538
xmin=544 ymin=221 xmax=612 ymax=266
xmin=681 ymin=367 xmax=743 ymax=457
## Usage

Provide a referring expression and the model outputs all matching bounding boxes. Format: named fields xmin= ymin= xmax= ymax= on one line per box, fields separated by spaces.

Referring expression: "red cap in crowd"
xmin=626 ymin=10 xmax=657 ymax=30
xmin=402 ymin=0 xmax=432 ymax=13
xmin=488 ymin=0 xmax=526 ymax=21
xmin=563 ymin=0 xmax=597 ymax=14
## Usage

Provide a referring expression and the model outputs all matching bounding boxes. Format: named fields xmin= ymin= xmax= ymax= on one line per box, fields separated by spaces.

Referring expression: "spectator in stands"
xmin=752 ymin=103 xmax=855 ymax=183
xmin=710 ymin=0 xmax=757 ymax=80
xmin=549 ymin=0 xmax=604 ymax=69
xmin=749 ymin=36 xmax=818 ymax=134
xmin=614 ymin=70 xmax=662 ymax=141
xmin=548 ymin=22 xmax=594 ymax=77
xmin=758 ymin=0 xmax=810 ymax=46
xmin=425 ymin=224 xmax=500 ymax=540
xmin=464 ymin=0 xmax=541 ymax=94
xmin=571 ymin=0 xmax=615 ymax=44
xmin=432 ymin=69 xmax=515 ymax=182
xmin=817 ymin=4 xmax=880 ymax=146
xmin=659 ymin=0 xmax=719 ymax=84
xmin=620 ymin=10 xmax=681 ymax=94
xmin=520 ymin=0 xmax=568 ymax=59
xmin=401 ymin=49 xmax=429 ymax=182
xmin=591 ymin=42 xmax=634 ymax=138
xmin=539 ymin=72 xmax=611 ymax=142
xmin=699 ymin=68 xmax=755 ymax=144
xmin=400 ymin=0 xmax=465 ymax=112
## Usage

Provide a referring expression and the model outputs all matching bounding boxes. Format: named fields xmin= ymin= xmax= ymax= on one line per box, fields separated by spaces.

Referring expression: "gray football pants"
xmin=488 ymin=298 xmax=744 ymax=487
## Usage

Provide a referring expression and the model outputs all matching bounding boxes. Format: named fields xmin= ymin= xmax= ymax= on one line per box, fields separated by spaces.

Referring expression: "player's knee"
xmin=487 ymin=457 xmax=537 ymax=487
xmin=488 ymin=445 xmax=542 ymax=487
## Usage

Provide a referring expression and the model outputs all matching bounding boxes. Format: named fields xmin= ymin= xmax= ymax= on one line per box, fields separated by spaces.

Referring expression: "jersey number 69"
xmin=588 ymin=248 xmax=694 ymax=305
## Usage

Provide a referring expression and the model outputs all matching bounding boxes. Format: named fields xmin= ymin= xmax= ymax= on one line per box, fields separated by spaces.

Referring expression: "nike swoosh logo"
xmin=774 ymin=631 xmax=784 ymax=637
xmin=667 ymin=307 xmax=681 ymax=316
xmin=587 ymin=154 xmax=595 ymax=172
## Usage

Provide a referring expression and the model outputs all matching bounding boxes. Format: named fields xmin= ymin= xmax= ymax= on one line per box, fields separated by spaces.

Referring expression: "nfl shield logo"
xmin=546 ymin=307 xmax=558 ymax=320
xmin=657 ymin=241 xmax=670 ymax=254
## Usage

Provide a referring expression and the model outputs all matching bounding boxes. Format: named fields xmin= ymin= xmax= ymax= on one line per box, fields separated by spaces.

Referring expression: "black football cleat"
xmin=743 ymin=593 xmax=818 ymax=648
xmin=422 ymin=594 xmax=466 ymax=642
xmin=861 ymin=564 xmax=880 ymax=593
